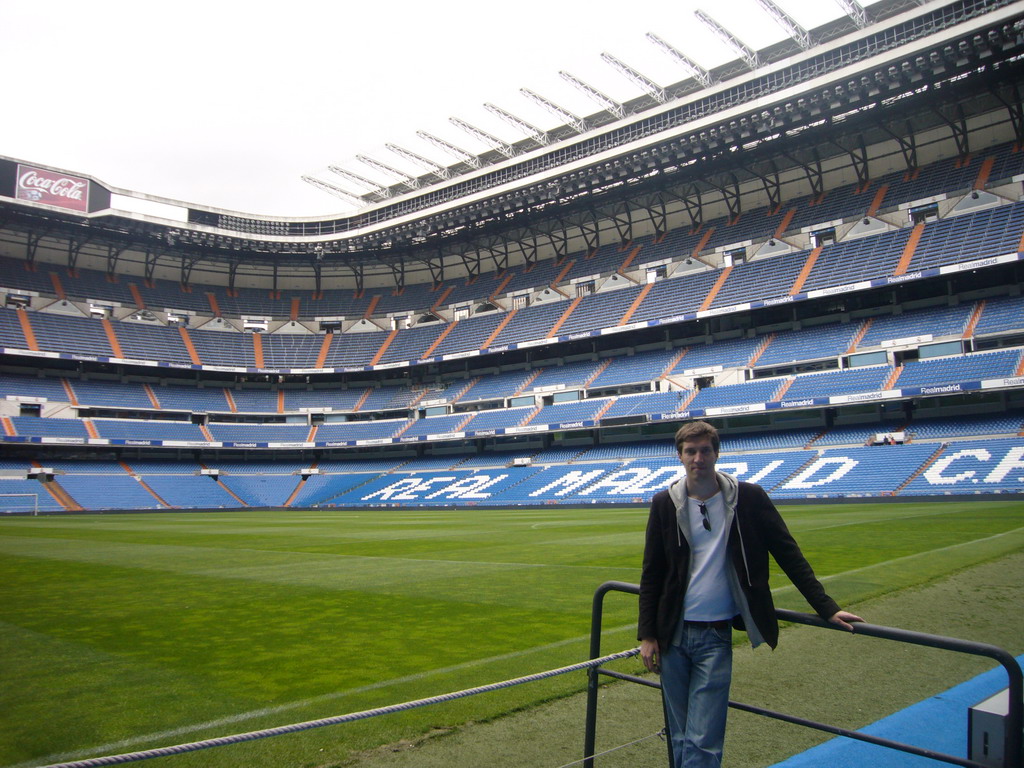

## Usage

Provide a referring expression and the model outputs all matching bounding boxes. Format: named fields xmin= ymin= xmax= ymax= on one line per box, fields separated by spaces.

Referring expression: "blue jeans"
xmin=660 ymin=623 xmax=733 ymax=768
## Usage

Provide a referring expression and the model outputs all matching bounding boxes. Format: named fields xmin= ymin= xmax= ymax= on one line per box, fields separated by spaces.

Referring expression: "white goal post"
xmin=0 ymin=493 xmax=39 ymax=515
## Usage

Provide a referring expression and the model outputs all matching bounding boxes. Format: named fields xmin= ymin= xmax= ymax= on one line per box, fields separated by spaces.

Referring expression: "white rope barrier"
xmin=36 ymin=647 xmax=641 ymax=768
xmin=556 ymin=729 xmax=665 ymax=768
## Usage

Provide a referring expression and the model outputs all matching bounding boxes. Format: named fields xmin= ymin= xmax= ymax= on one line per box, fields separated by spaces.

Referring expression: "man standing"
xmin=638 ymin=421 xmax=862 ymax=767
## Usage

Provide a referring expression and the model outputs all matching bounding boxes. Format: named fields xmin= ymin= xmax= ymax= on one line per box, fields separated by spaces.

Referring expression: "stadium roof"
xmin=1 ymin=0 xmax=1023 ymax=288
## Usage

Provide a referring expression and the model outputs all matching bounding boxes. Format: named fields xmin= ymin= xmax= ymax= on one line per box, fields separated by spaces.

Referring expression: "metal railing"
xmin=584 ymin=580 xmax=1022 ymax=768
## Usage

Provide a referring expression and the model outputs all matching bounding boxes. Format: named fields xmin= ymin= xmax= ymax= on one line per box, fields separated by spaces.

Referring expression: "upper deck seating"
xmin=709 ymin=249 xmax=808 ymax=308
xmin=92 ymin=419 xmax=205 ymax=441
xmin=906 ymin=413 xmax=1024 ymax=441
xmin=780 ymin=365 xmax=892 ymax=400
xmin=701 ymin=206 xmax=790 ymax=253
xmin=974 ymin=295 xmax=1024 ymax=337
xmin=115 ymin=322 xmax=194 ymax=364
xmin=0 ymin=373 xmax=70 ymax=402
xmin=371 ymin=282 xmax=439 ymax=316
xmin=188 ymin=327 xmax=255 ymax=367
xmin=151 ymin=384 xmax=231 ymax=412
xmin=359 ymin=386 xmax=420 ymax=412
xmin=554 ymin=285 xmax=645 ymax=337
xmin=262 ymin=334 xmax=324 ymax=368
xmin=400 ymin=413 xmax=471 ymax=440
xmin=910 ymin=202 xmax=1024 ymax=272
xmin=461 ymin=406 xmax=534 ymax=432
xmin=68 ymin=379 xmax=153 ymax=409
xmin=628 ymin=269 xmax=721 ymax=325
xmin=315 ymin=419 xmax=410 ymax=442
xmin=487 ymin=301 xmax=567 ymax=347
xmin=599 ymin=391 xmax=686 ymax=419
xmin=10 ymin=416 xmax=89 ymax=438
xmin=669 ymin=337 xmax=763 ymax=374
xmin=378 ymin=322 xmax=446 ymax=364
xmin=530 ymin=398 xmax=613 ymax=426
xmin=687 ymin=378 xmax=785 ymax=410
xmin=499 ymin=258 xmax=567 ymax=296
xmin=524 ymin=360 xmax=604 ymax=393
xmin=589 ymin=348 xmax=681 ymax=389
xmin=459 ymin=370 xmax=535 ymax=403
xmin=207 ymin=424 xmax=311 ymax=443
xmin=229 ymin=389 xmax=281 ymax=413
xmin=429 ymin=313 xmax=504 ymax=358
xmin=814 ymin=421 xmax=906 ymax=446
xmin=560 ymin=242 xmax=636 ymax=283
xmin=756 ymin=323 xmax=861 ymax=367
xmin=858 ymin=304 xmax=974 ymax=348
xmin=29 ymin=312 xmax=113 ymax=357
xmin=893 ymin=348 xmax=1022 ymax=388
xmin=801 ymin=229 xmax=912 ymax=292
xmin=320 ymin=329 xmax=389 ymax=368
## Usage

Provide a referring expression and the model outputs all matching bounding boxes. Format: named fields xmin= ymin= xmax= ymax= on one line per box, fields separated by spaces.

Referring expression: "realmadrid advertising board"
xmin=16 ymin=164 xmax=90 ymax=212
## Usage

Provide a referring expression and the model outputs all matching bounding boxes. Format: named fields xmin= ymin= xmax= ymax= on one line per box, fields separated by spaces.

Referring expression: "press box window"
xmin=909 ymin=202 xmax=939 ymax=224
xmin=811 ymin=227 xmax=836 ymax=247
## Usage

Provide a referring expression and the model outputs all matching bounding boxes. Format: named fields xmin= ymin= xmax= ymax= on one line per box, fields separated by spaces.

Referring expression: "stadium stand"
xmin=3 ymin=5 xmax=1024 ymax=511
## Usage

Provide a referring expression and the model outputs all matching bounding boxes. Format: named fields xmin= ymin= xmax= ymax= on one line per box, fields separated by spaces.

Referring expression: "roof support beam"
xmin=483 ymin=103 xmax=549 ymax=146
xmin=834 ymin=0 xmax=868 ymax=30
xmin=519 ymin=88 xmax=588 ymax=134
xmin=449 ymin=117 xmax=517 ymax=159
xmin=931 ymin=103 xmax=970 ymax=158
xmin=385 ymin=143 xmax=451 ymax=180
xmin=645 ymin=34 xmax=713 ymax=88
xmin=415 ymin=131 xmax=482 ymax=169
xmin=105 ymin=244 xmax=126 ymax=278
xmin=559 ymin=71 xmax=626 ymax=119
xmin=301 ymin=176 xmax=366 ymax=207
xmin=991 ymin=79 xmax=1024 ymax=146
xmin=600 ymin=53 xmax=666 ymax=104
xmin=694 ymin=9 xmax=761 ymax=70
xmin=830 ymin=135 xmax=870 ymax=189
xmin=326 ymin=166 xmax=391 ymax=197
xmin=754 ymin=0 xmax=812 ymax=51
xmin=355 ymin=155 xmax=420 ymax=191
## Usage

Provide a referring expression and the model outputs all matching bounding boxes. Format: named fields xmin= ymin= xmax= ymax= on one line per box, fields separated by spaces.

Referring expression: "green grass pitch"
xmin=1 ymin=501 xmax=1022 ymax=768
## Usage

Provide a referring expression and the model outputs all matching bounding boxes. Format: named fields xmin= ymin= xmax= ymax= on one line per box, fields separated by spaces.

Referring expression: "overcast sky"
xmin=3 ymin=0 xmax=867 ymax=217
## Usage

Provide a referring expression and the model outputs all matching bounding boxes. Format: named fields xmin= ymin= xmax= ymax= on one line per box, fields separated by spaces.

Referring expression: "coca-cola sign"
xmin=16 ymin=165 xmax=90 ymax=212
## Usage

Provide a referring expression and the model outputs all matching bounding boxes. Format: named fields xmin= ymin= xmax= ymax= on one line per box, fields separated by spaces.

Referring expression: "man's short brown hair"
xmin=674 ymin=420 xmax=720 ymax=455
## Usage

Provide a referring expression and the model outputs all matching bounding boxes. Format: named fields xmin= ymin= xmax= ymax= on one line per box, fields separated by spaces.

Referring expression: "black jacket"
xmin=638 ymin=473 xmax=840 ymax=650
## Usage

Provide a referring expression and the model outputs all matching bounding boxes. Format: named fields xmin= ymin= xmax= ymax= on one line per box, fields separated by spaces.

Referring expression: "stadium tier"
xmin=3 ymin=147 xmax=1024 ymax=374
xmin=4 ymin=417 xmax=1021 ymax=510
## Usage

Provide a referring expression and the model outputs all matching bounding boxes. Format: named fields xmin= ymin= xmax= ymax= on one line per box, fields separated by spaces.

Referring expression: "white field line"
xmin=13 ymin=526 xmax=1023 ymax=768
xmin=769 ymin=525 xmax=1024 ymax=596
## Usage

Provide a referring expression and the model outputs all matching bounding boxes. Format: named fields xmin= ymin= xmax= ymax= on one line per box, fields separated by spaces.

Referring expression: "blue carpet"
xmin=769 ymin=654 xmax=1023 ymax=767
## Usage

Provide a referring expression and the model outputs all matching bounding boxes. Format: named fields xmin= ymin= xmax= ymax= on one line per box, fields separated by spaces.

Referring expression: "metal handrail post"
xmin=584 ymin=581 xmax=640 ymax=768
xmin=586 ymin=581 xmax=1022 ymax=768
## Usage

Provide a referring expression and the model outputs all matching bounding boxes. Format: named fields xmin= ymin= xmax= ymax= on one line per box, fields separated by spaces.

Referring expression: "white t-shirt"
xmin=681 ymin=492 xmax=737 ymax=621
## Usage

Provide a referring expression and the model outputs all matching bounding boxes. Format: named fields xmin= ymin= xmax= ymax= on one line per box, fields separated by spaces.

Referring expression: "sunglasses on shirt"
xmin=698 ymin=501 xmax=711 ymax=532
